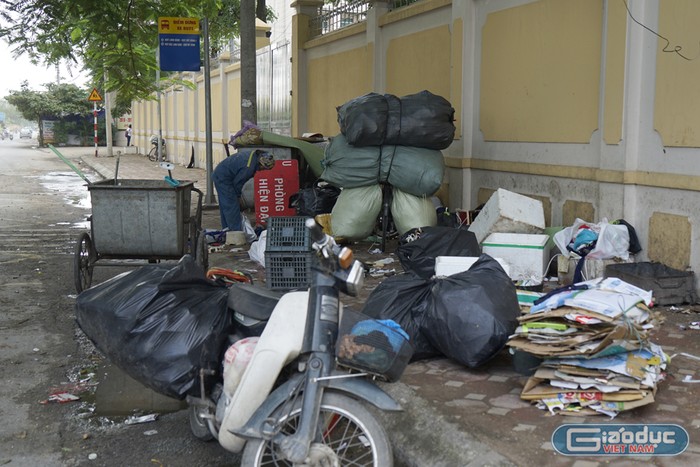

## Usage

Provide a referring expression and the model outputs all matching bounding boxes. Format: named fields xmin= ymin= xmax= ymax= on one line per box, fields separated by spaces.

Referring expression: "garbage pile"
xmin=361 ymin=227 xmax=521 ymax=368
xmin=324 ymin=91 xmax=455 ymax=240
xmin=508 ymin=277 xmax=668 ymax=417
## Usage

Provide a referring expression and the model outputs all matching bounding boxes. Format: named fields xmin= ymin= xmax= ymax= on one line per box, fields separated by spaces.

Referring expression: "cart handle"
xmin=192 ymin=187 xmax=204 ymax=230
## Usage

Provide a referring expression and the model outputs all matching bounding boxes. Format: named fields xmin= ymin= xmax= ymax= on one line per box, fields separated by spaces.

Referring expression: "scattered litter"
xmin=143 ymin=430 xmax=158 ymax=436
xmin=41 ymin=392 xmax=80 ymax=404
xmin=671 ymin=351 xmax=700 ymax=362
xmin=372 ymin=258 xmax=395 ymax=268
xmin=669 ymin=306 xmax=690 ymax=314
xmin=88 ymin=453 xmax=97 ymax=460
xmin=683 ymin=375 xmax=700 ymax=383
xmin=369 ymin=248 xmax=383 ymax=255
xmin=369 ymin=268 xmax=395 ymax=278
xmin=125 ymin=413 xmax=158 ymax=425
xmin=208 ymin=245 xmax=224 ymax=253
xmin=690 ymin=322 xmax=700 ymax=330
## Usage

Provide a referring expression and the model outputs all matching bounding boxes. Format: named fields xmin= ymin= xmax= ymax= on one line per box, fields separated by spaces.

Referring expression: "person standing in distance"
xmin=213 ymin=148 xmax=275 ymax=232
xmin=125 ymin=124 xmax=132 ymax=146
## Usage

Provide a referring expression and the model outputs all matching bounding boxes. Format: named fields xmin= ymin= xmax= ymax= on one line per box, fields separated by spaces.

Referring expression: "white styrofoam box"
xmin=435 ymin=256 xmax=510 ymax=277
xmin=468 ymin=189 xmax=545 ymax=243
xmin=481 ymin=233 xmax=550 ymax=281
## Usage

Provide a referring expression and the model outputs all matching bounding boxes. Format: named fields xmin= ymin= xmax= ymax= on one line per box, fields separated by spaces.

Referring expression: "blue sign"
xmin=552 ymin=424 xmax=689 ymax=456
xmin=158 ymin=17 xmax=200 ymax=72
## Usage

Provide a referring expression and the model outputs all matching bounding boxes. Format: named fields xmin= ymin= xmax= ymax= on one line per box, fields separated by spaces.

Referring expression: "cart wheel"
xmin=74 ymin=232 xmax=96 ymax=294
xmin=195 ymin=230 xmax=209 ymax=271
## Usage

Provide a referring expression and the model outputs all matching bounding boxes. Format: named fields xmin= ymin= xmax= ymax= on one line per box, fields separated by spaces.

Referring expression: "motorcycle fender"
xmin=233 ymin=376 xmax=402 ymax=440
xmin=326 ymin=377 xmax=402 ymax=412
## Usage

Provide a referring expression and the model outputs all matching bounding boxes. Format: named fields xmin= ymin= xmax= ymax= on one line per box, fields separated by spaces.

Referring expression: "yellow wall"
xmin=307 ymin=45 xmax=373 ymax=136
xmin=603 ymin=0 xmax=626 ymax=144
xmin=226 ymin=71 xmax=242 ymax=135
xmin=480 ymin=0 xmax=602 ymax=143
xmin=385 ymin=25 xmax=451 ymax=99
xmin=212 ymin=81 xmax=222 ymax=130
xmin=654 ymin=0 xmax=700 ymax=147
xmin=176 ymin=91 xmax=185 ymax=131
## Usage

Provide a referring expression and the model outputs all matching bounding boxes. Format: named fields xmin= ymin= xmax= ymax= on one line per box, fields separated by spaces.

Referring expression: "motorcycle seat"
xmin=227 ymin=282 xmax=283 ymax=321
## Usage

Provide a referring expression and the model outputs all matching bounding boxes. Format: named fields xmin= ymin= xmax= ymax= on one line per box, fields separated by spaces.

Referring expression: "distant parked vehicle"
xmin=19 ymin=127 xmax=32 ymax=139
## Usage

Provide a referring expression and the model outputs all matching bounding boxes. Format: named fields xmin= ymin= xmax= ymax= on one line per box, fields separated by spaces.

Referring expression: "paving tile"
xmin=512 ymin=423 xmax=536 ymax=432
xmin=571 ymin=461 xmax=600 ymax=467
xmin=657 ymin=404 xmax=678 ymax=412
xmin=487 ymin=407 xmax=510 ymax=416
xmin=444 ymin=380 xmax=464 ymax=388
xmin=487 ymin=375 xmax=509 ymax=383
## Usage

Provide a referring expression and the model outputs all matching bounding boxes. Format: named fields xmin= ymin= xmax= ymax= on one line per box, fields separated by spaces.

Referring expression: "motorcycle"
xmin=186 ymin=218 xmax=412 ymax=466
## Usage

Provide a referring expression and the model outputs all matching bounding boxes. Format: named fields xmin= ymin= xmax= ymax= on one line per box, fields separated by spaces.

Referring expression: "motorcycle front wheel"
xmin=241 ymin=392 xmax=393 ymax=467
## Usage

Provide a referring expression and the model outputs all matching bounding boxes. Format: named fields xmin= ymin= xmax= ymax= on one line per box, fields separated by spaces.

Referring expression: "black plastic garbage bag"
xmin=290 ymin=183 xmax=341 ymax=217
xmin=361 ymin=273 xmax=439 ymax=361
xmin=422 ymin=255 xmax=520 ymax=368
xmin=75 ymin=255 xmax=232 ymax=400
xmin=337 ymin=90 xmax=456 ymax=149
xmin=396 ymin=226 xmax=481 ymax=279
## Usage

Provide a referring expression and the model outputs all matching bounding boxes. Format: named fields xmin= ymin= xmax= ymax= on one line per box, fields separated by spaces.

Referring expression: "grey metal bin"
xmin=74 ymin=179 xmax=206 ymax=293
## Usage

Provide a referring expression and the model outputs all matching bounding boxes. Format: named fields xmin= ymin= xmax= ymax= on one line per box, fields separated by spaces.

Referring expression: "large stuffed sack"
xmin=421 ymin=255 xmax=520 ymax=368
xmin=75 ymin=256 xmax=231 ymax=400
xmin=337 ymin=90 xmax=455 ymax=149
xmin=321 ymin=134 xmax=444 ymax=197
xmin=391 ymin=188 xmax=437 ymax=235
xmin=331 ymin=185 xmax=382 ymax=240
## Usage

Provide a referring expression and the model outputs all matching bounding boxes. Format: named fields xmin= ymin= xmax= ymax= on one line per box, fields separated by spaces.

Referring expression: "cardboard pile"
xmin=508 ymin=277 xmax=668 ymax=417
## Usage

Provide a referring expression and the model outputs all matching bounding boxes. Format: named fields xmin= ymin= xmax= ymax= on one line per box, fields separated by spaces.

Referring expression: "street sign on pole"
xmin=87 ymin=88 xmax=103 ymax=157
xmin=158 ymin=17 xmax=201 ymax=71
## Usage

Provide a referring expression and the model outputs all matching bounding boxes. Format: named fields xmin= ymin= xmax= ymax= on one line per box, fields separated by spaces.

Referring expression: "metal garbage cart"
xmin=73 ymin=179 xmax=207 ymax=293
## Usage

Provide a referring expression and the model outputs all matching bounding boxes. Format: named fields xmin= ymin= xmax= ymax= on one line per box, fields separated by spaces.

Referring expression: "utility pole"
xmin=240 ymin=0 xmax=257 ymax=124
xmin=203 ymin=17 xmax=215 ymax=207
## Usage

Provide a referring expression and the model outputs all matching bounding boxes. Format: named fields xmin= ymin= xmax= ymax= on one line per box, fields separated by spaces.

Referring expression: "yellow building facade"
xmin=133 ymin=0 xmax=700 ymax=283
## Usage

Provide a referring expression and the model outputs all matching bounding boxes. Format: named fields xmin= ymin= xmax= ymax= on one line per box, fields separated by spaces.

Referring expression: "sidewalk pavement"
xmin=60 ymin=146 xmax=700 ymax=466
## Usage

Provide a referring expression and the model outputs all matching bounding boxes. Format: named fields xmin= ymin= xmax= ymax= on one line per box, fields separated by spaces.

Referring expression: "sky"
xmin=0 ymin=44 xmax=89 ymax=98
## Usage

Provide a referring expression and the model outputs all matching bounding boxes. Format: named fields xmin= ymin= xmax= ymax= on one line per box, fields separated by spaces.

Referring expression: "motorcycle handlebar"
xmin=305 ymin=218 xmax=326 ymax=244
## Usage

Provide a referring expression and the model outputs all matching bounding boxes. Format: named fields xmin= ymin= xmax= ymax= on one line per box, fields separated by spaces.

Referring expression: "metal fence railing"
xmin=309 ymin=1 xmax=371 ymax=38
xmin=308 ymin=0 xmax=423 ymax=39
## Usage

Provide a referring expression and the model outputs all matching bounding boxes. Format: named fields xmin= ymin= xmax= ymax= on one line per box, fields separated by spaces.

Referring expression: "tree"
xmin=0 ymin=1 xmax=273 ymax=113
xmin=5 ymin=81 xmax=94 ymax=145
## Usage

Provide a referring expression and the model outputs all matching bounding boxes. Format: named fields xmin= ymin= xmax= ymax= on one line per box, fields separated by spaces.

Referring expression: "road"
xmin=0 ymin=139 xmax=240 ymax=466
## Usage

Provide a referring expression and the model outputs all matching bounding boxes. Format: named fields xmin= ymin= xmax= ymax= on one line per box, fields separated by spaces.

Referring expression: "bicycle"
xmin=148 ymin=135 xmax=167 ymax=162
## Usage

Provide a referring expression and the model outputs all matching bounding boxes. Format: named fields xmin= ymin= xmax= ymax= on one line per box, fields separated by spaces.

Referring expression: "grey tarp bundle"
xmin=362 ymin=255 xmax=520 ymax=368
xmin=321 ymin=134 xmax=444 ymax=197
xmin=337 ymin=90 xmax=456 ymax=150
xmin=75 ymin=256 xmax=232 ymax=400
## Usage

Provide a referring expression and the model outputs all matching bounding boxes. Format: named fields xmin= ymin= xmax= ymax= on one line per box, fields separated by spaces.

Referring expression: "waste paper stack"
xmin=323 ymin=91 xmax=456 ymax=240
xmin=508 ymin=277 xmax=668 ymax=417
